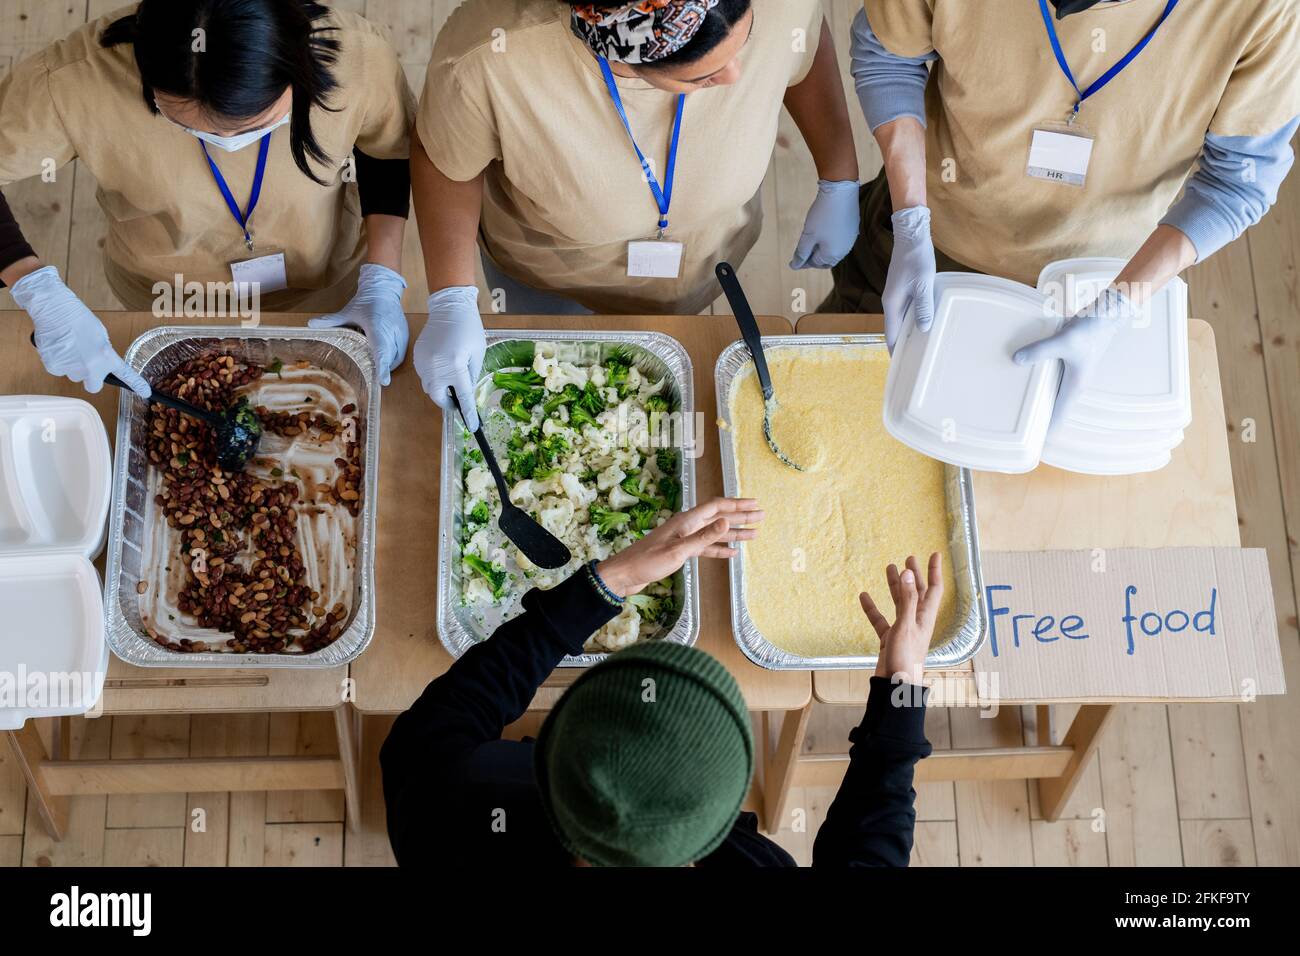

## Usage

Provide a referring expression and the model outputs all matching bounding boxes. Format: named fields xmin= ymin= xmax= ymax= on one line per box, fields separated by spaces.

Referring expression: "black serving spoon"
xmin=715 ymin=262 xmax=803 ymax=471
xmin=29 ymin=333 xmax=262 ymax=471
xmin=449 ymin=386 xmax=572 ymax=570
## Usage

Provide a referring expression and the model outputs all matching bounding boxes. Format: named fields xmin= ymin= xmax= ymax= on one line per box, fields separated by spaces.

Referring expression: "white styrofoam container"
xmin=1037 ymin=257 xmax=1192 ymax=433
xmin=884 ymin=273 xmax=1064 ymax=474
xmin=0 ymin=396 xmax=111 ymax=729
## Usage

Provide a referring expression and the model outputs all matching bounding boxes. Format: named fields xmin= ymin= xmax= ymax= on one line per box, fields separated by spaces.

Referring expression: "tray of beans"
xmin=104 ymin=326 xmax=380 ymax=667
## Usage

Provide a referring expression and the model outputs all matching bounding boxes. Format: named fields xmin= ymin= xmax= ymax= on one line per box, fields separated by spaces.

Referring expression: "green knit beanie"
xmin=534 ymin=641 xmax=753 ymax=867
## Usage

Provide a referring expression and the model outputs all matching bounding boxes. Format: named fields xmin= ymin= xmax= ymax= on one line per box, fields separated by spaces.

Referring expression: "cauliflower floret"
xmin=463 ymin=575 xmax=496 ymax=606
xmin=541 ymin=417 xmax=577 ymax=443
xmin=559 ymin=472 xmax=597 ymax=508
xmin=537 ymin=496 xmax=576 ymax=538
xmin=532 ymin=344 xmax=559 ymax=379
xmin=580 ymin=423 xmax=615 ymax=456
xmin=515 ymin=548 xmax=537 ymax=572
xmin=608 ymin=484 xmax=640 ymax=510
xmin=594 ymin=604 xmax=642 ymax=651
xmin=464 ymin=526 xmax=493 ymax=559
xmin=638 ymin=376 xmax=666 ymax=402
xmin=509 ymin=479 xmax=539 ymax=511
xmin=600 ymin=386 xmax=619 ymax=406
xmin=489 ymin=546 xmax=511 ymax=568
xmin=545 ymin=361 xmax=589 ymax=393
xmin=582 ymin=524 xmax=614 ymax=561
xmin=465 ymin=466 xmax=494 ymax=499
xmin=589 ymin=366 xmax=607 ymax=387
xmin=612 ymin=447 xmax=641 ymax=472
xmin=626 ymin=366 xmax=642 ymax=391
xmin=595 ymin=463 xmax=626 ymax=492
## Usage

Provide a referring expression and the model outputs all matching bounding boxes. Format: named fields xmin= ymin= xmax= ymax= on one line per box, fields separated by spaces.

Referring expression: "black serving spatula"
xmin=449 ymin=386 xmax=572 ymax=570
xmin=30 ymin=332 xmax=262 ymax=471
xmin=715 ymin=262 xmax=803 ymax=471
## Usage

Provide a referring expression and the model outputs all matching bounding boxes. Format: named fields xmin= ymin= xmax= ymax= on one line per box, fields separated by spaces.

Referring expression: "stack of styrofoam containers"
xmin=0 ymin=396 xmax=111 ymax=729
xmin=1037 ymin=258 xmax=1190 ymax=475
xmin=883 ymin=257 xmax=1191 ymax=475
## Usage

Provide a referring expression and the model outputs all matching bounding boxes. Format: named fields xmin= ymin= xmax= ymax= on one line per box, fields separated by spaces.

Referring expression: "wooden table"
xmin=766 ymin=313 xmax=1241 ymax=830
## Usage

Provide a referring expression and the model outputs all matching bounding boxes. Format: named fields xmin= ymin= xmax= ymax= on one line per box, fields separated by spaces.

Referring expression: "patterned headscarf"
xmin=571 ymin=0 xmax=722 ymax=65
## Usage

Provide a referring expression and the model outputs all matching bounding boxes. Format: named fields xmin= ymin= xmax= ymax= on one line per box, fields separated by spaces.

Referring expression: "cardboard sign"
xmin=973 ymin=548 xmax=1284 ymax=701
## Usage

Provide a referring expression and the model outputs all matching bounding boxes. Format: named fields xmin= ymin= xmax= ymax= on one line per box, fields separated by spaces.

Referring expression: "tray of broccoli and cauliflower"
xmin=436 ymin=333 xmax=700 ymax=665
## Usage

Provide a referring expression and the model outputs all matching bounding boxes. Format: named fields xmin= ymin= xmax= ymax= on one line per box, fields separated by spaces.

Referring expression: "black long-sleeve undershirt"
xmin=0 ymin=190 xmax=37 ymax=288
xmin=381 ymin=569 xmax=932 ymax=868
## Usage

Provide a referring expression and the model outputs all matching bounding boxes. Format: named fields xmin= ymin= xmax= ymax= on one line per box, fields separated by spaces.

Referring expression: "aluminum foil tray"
xmin=715 ymin=334 xmax=987 ymax=670
xmin=104 ymin=326 xmax=380 ymax=668
xmin=438 ymin=331 xmax=698 ymax=666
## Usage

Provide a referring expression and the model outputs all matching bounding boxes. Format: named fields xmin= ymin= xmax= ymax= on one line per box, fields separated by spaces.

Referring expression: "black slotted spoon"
xmin=450 ymin=386 xmax=572 ymax=570
xmin=715 ymin=262 xmax=803 ymax=472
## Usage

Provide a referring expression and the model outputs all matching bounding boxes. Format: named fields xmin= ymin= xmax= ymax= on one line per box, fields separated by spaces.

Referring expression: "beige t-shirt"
xmin=418 ymin=0 xmax=823 ymax=314
xmin=0 ymin=4 xmax=415 ymax=311
xmin=865 ymin=0 xmax=1300 ymax=285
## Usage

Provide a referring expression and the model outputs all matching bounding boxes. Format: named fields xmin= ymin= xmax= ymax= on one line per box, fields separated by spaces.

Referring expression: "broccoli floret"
xmin=604 ymin=357 xmax=631 ymax=396
xmin=590 ymin=504 xmax=631 ymax=540
xmin=579 ymin=467 xmax=598 ymax=483
xmin=629 ymin=502 xmax=659 ymax=534
xmin=463 ymin=554 xmax=509 ymax=601
xmin=628 ymin=592 xmax=679 ymax=627
xmin=493 ymin=369 xmax=544 ymax=394
xmin=569 ymin=405 xmax=598 ymax=429
xmin=620 ymin=475 xmax=666 ymax=511
xmin=543 ymin=383 xmax=583 ymax=415
xmin=658 ymin=474 xmax=682 ymax=511
xmin=464 ymin=447 xmax=484 ymax=466
xmin=656 ymin=448 xmax=678 ymax=475
xmin=507 ymin=448 xmax=538 ymax=482
xmin=644 ymin=394 xmax=670 ymax=414
xmin=468 ymin=500 xmax=491 ymax=525
xmin=500 ymin=391 xmax=537 ymax=423
xmin=576 ymin=381 xmax=606 ymax=416
xmin=538 ymin=432 xmax=569 ymax=465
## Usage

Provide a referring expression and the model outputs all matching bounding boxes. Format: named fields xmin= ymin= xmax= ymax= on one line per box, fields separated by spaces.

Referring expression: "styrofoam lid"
xmin=1046 ymin=416 xmax=1184 ymax=455
xmin=0 ymin=396 xmax=111 ymax=559
xmin=884 ymin=274 xmax=1063 ymax=473
xmin=1036 ymin=257 xmax=1191 ymax=432
xmin=0 ymin=553 xmax=107 ymax=729
xmin=1041 ymin=443 xmax=1173 ymax=477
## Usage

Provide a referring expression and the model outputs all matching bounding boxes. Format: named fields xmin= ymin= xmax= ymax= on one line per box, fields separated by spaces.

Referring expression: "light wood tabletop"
xmin=796 ymin=315 xmax=1241 ymax=706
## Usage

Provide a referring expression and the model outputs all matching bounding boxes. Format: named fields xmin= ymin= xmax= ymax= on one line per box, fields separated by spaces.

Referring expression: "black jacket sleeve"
xmin=811 ymin=676 xmax=932 ymax=867
xmin=380 ymin=570 xmax=620 ymax=811
xmin=353 ymin=148 xmax=411 ymax=219
xmin=0 ymin=190 xmax=37 ymax=288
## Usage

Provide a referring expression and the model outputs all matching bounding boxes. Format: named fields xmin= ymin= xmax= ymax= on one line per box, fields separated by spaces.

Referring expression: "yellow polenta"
xmin=729 ymin=347 xmax=956 ymax=657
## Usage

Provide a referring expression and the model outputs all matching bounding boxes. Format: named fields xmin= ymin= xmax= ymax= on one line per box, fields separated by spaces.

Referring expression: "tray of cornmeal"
xmin=715 ymin=336 xmax=987 ymax=670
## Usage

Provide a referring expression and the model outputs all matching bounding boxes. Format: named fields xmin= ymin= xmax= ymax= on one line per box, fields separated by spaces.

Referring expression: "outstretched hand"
xmin=860 ymin=552 xmax=944 ymax=686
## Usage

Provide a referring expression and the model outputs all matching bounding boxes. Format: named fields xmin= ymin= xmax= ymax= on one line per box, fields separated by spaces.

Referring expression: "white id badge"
xmin=1026 ymin=123 xmax=1094 ymax=187
xmin=627 ymin=240 xmax=684 ymax=279
xmin=230 ymin=252 xmax=288 ymax=294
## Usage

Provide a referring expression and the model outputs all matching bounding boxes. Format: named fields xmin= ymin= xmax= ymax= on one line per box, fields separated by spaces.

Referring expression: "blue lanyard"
xmin=201 ymin=133 xmax=272 ymax=251
xmin=1037 ymin=0 xmax=1179 ymax=119
xmin=598 ymin=56 xmax=685 ymax=235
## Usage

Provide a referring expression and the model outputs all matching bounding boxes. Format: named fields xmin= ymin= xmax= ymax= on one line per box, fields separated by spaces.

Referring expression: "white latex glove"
xmin=789 ymin=179 xmax=860 ymax=270
xmin=412 ymin=285 xmax=485 ymax=431
xmin=1013 ymin=286 xmax=1136 ymax=423
xmin=12 ymin=266 xmax=150 ymax=397
xmin=882 ymin=205 xmax=936 ymax=353
xmin=308 ymin=263 xmax=408 ymax=386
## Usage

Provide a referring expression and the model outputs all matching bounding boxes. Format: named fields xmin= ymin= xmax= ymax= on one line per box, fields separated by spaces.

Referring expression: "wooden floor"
xmin=1 ymin=0 xmax=1297 ymax=867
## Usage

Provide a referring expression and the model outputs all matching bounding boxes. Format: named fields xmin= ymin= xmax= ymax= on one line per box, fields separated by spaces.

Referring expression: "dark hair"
xmin=566 ymin=0 xmax=752 ymax=70
xmin=101 ymin=0 xmax=340 ymax=184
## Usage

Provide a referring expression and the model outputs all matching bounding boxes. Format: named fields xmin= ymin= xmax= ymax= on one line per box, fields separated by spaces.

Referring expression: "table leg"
xmin=6 ymin=723 xmax=68 ymax=841
xmin=763 ymin=704 xmax=812 ymax=835
xmin=333 ymin=703 xmax=362 ymax=834
xmin=1037 ymin=704 xmax=1114 ymax=822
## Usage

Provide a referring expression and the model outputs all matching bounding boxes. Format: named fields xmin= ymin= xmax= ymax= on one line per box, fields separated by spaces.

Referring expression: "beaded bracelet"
xmin=585 ymin=560 xmax=625 ymax=609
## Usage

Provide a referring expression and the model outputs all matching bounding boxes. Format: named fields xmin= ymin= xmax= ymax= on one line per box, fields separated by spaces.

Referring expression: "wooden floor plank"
xmin=0 ymin=833 xmax=21 ymax=867
xmin=344 ymin=715 xmax=398 ymax=867
xmin=0 ymin=729 xmax=28 ymax=837
xmin=1024 ymin=704 xmax=1105 ymax=821
xmin=910 ymin=820 xmax=960 ymax=867
xmin=1180 ymin=819 xmax=1258 ymax=868
xmin=184 ymin=714 xmax=269 ymax=867
xmin=1097 ymin=705 xmax=1183 ymax=866
xmin=20 ymin=716 xmax=110 ymax=867
xmin=263 ymin=822 xmax=345 ymax=867
xmin=266 ymin=712 xmax=345 ymax=824
xmin=1168 ymin=703 xmax=1251 ymax=820
xmin=103 ymin=826 xmax=185 ymax=867
xmin=1030 ymin=819 xmax=1109 ymax=867
xmin=105 ymin=715 xmax=190 ymax=829
xmin=949 ymin=705 xmax=1034 ymax=866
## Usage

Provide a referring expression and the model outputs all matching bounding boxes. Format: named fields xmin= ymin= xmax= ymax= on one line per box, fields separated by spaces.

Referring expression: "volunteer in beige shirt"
xmin=0 ymin=0 xmax=417 ymax=396
xmin=410 ymin=0 xmax=861 ymax=430
xmin=829 ymin=0 xmax=1300 ymax=418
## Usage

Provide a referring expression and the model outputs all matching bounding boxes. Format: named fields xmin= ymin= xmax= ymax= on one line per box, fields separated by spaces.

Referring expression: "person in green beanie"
xmin=381 ymin=499 xmax=943 ymax=867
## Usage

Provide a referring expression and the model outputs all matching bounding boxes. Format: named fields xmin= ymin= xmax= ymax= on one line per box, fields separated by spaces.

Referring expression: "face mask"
xmin=169 ymin=110 xmax=291 ymax=152
xmin=1049 ymin=0 xmax=1111 ymax=17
